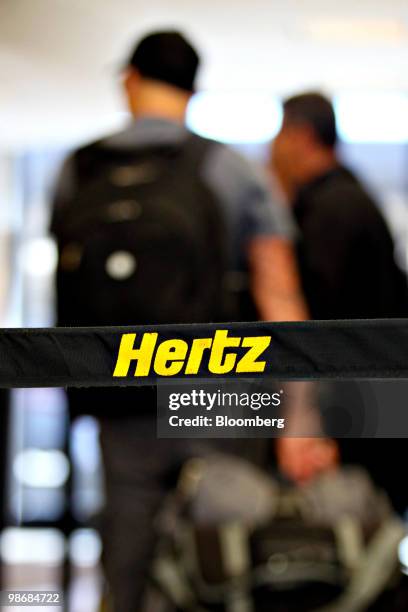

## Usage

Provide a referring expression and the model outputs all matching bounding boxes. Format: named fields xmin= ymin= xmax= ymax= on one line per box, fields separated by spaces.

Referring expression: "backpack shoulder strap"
xmin=180 ymin=132 xmax=218 ymax=170
xmin=317 ymin=518 xmax=405 ymax=612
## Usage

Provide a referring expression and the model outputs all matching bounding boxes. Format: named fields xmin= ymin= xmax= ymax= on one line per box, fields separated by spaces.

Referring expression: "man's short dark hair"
xmin=283 ymin=92 xmax=337 ymax=147
xmin=126 ymin=30 xmax=200 ymax=93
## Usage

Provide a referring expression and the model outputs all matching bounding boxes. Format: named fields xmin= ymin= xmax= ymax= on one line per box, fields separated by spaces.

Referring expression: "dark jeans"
xmin=99 ymin=416 xmax=241 ymax=612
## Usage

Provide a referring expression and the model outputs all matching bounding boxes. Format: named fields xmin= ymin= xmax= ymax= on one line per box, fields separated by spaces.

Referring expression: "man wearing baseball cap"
xmin=51 ymin=30 xmax=310 ymax=611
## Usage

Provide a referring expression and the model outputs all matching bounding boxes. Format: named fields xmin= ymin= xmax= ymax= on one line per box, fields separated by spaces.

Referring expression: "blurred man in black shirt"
xmin=271 ymin=92 xmax=408 ymax=513
xmin=272 ymin=92 xmax=408 ymax=320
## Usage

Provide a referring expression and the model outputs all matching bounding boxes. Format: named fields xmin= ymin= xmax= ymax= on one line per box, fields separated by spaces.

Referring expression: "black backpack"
xmin=56 ymin=133 xmax=232 ymax=327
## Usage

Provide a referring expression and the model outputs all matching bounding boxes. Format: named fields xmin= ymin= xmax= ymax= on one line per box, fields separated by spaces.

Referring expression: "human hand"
xmin=276 ymin=436 xmax=339 ymax=486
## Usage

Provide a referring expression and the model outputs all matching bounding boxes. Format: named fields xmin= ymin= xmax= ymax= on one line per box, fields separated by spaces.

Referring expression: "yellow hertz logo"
xmin=113 ymin=329 xmax=272 ymax=377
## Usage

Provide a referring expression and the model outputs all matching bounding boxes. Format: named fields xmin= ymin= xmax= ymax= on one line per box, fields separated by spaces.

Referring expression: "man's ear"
xmin=123 ymin=68 xmax=140 ymax=96
xmin=123 ymin=68 xmax=141 ymax=115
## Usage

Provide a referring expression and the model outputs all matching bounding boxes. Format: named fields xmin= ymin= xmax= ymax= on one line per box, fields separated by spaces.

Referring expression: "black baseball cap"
xmin=125 ymin=30 xmax=200 ymax=93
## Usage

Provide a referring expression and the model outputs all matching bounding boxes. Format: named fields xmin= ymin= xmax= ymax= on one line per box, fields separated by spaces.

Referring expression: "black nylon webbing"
xmin=0 ymin=319 xmax=407 ymax=388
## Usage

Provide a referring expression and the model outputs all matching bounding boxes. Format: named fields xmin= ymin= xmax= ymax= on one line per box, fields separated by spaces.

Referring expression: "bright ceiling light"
xmin=303 ymin=18 xmax=408 ymax=45
xmin=335 ymin=93 xmax=408 ymax=143
xmin=187 ymin=92 xmax=282 ymax=144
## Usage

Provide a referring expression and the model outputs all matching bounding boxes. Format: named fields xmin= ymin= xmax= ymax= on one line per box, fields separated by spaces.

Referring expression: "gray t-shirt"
xmin=51 ymin=116 xmax=294 ymax=269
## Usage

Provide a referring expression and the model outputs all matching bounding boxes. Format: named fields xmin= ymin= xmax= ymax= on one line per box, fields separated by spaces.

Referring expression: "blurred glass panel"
xmin=335 ymin=93 xmax=408 ymax=143
xmin=13 ymin=449 xmax=69 ymax=489
xmin=0 ymin=528 xmax=65 ymax=565
xmin=187 ymin=91 xmax=282 ymax=143
xmin=69 ymin=529 xmax=102 ymax=567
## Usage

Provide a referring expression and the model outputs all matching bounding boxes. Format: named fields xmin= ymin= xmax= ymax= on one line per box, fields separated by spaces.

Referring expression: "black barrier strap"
xmin=0 ymin=319 xmax=407 ymax=388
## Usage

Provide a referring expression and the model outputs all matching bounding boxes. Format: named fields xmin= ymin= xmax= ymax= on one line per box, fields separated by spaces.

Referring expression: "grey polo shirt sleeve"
xmin=201 ymin=142 xmax=295 ymax=244
xmin=241 ymin=162 xmax=295 ymax=240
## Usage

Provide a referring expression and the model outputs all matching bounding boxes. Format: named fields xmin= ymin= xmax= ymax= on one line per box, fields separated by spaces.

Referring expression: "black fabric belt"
xmin=0 ymin=319 xmax=407 ymax=388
